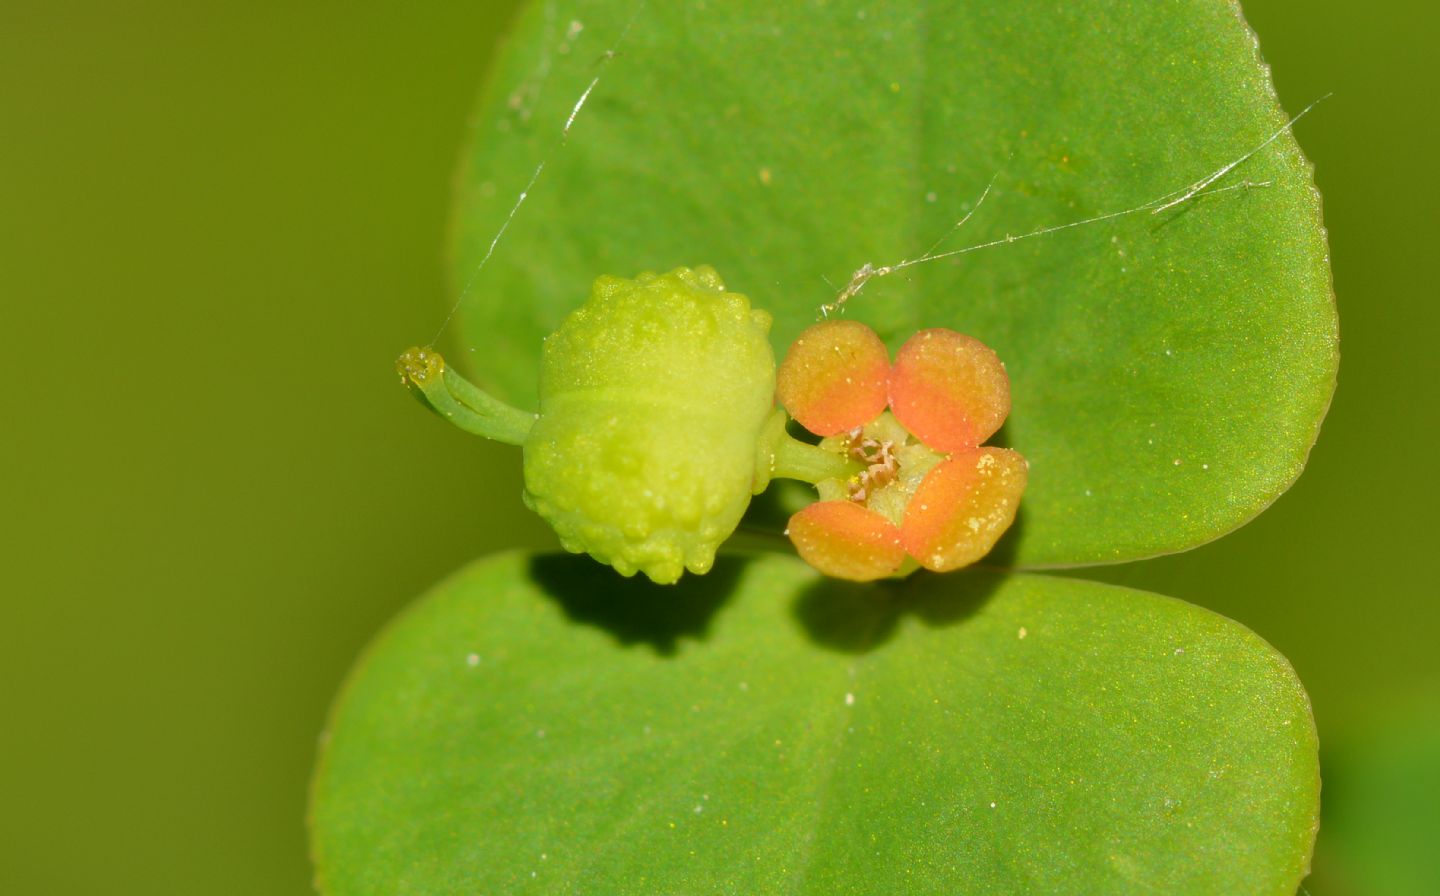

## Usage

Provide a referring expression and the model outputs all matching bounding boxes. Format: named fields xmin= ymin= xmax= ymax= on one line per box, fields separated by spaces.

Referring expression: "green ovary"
xmin=522 ymin=267 xmax=775 ymax=584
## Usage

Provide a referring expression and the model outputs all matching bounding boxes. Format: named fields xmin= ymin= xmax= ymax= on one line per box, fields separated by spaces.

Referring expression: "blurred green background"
xmin=2 ymin=1 xmax=1434 ymax=893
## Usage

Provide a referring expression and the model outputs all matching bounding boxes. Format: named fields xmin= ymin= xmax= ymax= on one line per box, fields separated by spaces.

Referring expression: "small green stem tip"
xmin=753 ymin=408 xmax=862 ymax=493
xmin=396 ymin=347 xmax=535 ymax=446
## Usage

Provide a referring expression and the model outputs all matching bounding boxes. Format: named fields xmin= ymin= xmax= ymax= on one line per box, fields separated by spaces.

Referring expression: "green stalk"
xmin=753 ymin=408 xmax=860 ymax=492
xmin=396 ymin=347 xmax=535 ymax=446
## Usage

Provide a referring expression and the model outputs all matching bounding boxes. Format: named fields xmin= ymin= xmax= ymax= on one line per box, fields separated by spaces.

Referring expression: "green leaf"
xmin=310 ymin=552 xmax=1318 ymax=894
xmin=448 ymin=1 xmax=1335 ymax=566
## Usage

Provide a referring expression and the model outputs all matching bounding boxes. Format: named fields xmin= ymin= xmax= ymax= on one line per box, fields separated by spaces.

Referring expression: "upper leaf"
xmin=448 ymin=0 xmax=1336 ymax=567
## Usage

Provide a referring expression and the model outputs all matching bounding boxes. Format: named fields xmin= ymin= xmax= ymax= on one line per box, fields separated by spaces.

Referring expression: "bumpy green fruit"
xmin=521 ymin=266 xmax=776 ymax=584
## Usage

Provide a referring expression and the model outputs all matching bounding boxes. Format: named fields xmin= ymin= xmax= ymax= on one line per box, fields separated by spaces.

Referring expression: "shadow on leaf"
xmin=794 ymin=566 xmax=1008 ymax=655
xmin=527 ymin=554 xmax=743 ymax=655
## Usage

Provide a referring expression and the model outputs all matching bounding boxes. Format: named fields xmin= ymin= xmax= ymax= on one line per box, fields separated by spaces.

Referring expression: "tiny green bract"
xmin=399 ymin=265 xmax=1024 ymax=584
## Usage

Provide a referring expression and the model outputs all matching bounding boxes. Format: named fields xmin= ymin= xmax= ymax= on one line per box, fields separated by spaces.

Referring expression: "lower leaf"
xmin=311 ymin=552 xmax=1317 ymax=894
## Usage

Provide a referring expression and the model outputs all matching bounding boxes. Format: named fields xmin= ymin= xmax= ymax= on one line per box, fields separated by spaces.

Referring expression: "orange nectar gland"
xmin=777 ymin=321 xmax=1027 ymax=582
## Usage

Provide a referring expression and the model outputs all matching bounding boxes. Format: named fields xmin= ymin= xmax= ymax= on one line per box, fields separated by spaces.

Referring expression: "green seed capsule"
xmin=521 ymin=266 xmax=776 ymax=584
xmin=402 ymin=267 xmax=862 ymax=583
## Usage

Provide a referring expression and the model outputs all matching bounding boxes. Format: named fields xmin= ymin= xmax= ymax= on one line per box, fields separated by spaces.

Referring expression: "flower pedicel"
xmin=399 ymin=266 xmax=1025 ymax=584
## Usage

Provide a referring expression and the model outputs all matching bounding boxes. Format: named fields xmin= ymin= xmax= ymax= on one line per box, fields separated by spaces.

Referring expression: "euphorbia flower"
xmin=776 ymin=321 xmax=1028 ymax=581
xmin=400 ymin=266 xmax=1023 ymax=586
